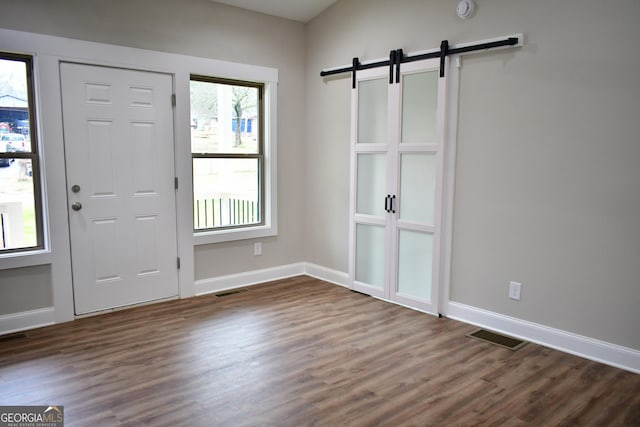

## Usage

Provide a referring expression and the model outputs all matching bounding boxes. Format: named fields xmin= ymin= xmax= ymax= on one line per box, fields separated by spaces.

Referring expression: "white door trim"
xmin=439 ymin=58 xmax=461 ymax=316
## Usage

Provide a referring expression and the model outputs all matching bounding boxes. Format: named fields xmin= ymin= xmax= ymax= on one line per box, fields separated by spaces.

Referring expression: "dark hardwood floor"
xmin=1 ymin=276 xmax=639 ymax=426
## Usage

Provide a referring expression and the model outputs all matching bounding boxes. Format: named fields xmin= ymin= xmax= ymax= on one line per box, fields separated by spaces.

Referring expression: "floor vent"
xmin=466 ymin=328 xmax=528 ymax=351
xmin=0 ymin=332 xmax=29 ymax=343
xmin=215 ymin=288 xmax=249 ymax=298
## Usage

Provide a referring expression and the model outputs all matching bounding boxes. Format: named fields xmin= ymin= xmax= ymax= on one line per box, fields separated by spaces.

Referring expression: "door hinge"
xmin=177 ymin=257 xmax=181 ymax=269
xmin=171 ymin=94 xmax=176 ymax=107
xmin=174 ymin=177 xmax=179 ymax=190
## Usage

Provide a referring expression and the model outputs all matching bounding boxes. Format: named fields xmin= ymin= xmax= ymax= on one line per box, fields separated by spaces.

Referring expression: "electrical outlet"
xmin=254 ymin=242 xmax=262 ymax=256
xmin=509 ymin=281 xmax=522 ymax=301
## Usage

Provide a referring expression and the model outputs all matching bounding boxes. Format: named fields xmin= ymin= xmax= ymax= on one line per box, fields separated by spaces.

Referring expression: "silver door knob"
xmin=72 ymin=202 xmax=82 ymax=211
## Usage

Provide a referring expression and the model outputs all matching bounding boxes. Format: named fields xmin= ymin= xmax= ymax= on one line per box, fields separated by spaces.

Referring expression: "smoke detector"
xmin=456 ymin=0 xmax=476 ymax=19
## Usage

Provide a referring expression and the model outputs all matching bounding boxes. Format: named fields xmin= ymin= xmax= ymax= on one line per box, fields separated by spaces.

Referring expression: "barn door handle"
xmin=391 ymin=195 xmax=396 ymax=213
xmin=384 ymin=195 xmax=391 ymax=212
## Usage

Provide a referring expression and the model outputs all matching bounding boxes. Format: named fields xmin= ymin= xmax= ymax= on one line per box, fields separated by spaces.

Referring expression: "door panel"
xmin=87 ymin=120 xmax=116 ymax=195
xmin=397 ymin=229 xmax=433 ymax=302
xmin=356 ymin=153 xmax=387 ymax=216
xmin=93 ymin=218 xmax=119 ymax=282
xmin=357 ymin=78 xmax=388 ymax=143
xmin=132 ymin=122 xmax=156 ymax=193
xmin=355 ymin=223 xmax=386 ymax=290
xmin=399 ymin=153 xmax=436 ymax=224
xmin=134 ymin=215 xmax=160 ymax=275
xmin=401 ymin=70 xmax=439 ymax=143
xmin=61 ymin=62 xmax=179 ymax=315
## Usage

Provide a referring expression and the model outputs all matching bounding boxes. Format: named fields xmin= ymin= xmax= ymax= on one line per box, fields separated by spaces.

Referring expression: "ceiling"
xmin=211 ymin=0 xmax=337 ymax=23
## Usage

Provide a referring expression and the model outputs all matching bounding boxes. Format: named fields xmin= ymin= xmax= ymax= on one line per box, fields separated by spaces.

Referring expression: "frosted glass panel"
xmin=401 ymin=71 xmax=438 ymax=143
xmin=400 ymin=154 xmax=436 ymax=224
xmin=358 ymin=78 xmax=387 ymax=143
xmin=397 ymin=230 xmax=433 ymax=301
xmin=355 ymin=224 xmax=385 ymax=289
xmin=357 ymin=154 xmax=386 ymax=216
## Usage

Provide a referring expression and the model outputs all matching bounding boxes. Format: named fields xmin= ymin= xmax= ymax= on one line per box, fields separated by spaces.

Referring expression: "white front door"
xmin=61 ymin=62 xmax=179 ymax=315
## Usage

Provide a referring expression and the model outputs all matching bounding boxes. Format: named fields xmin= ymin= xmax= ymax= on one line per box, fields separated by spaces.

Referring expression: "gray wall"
xmin=0 ymin=0 xmax=307 ymax=311
xmin=0 ymin=265 xmax=51 ymax=313
xmin=305 ymin=0 xmax=640 ymax=350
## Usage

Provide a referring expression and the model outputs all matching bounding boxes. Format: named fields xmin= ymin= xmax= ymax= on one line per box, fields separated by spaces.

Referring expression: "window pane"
xmin=358 ymin=78 xmax=387 ymax=144
xmin=1 ymin=133 xmax=30 ymax=153
xmin=1 ymin=55 xmax=42 ymax=253
xmin=190 ymin=80 xmax=259 ymax=154
xmin=0 ymin=59 xmax=31 ymax=152
xmin=193 ymin=158 xmax=261 ymax=229
xmin=401 ymin=70 xmax=438 ymax=143
xmin=356 ymin=153 xmax=386 ymax=216
xmin=355 ymin=223 xmax=385 ymax=289
xmin=399 ymin=153 xmax=436 ymax=224
xmin=0 ymin=159 xmax=37 ymax=250
xmin=397 ymin=229 xmax=433 ymax=302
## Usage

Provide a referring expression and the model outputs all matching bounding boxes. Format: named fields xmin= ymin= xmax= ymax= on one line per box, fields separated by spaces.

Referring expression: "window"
xmin=0 ymin=53 xmax=44 ymax=254
xmin=190 ymin=76 xmax=265 ymax=234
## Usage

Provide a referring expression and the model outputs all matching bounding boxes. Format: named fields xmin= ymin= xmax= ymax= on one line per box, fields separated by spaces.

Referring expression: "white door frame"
xmin=439 ymin=58 xmax=461 ymax=316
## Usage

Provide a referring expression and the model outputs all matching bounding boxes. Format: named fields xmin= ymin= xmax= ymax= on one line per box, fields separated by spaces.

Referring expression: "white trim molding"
xmin=0 ymin=307 xmax=55 ymax=336
xmin=304 ymin=263 xmax=349 ymax=288
xmin=195 ymin=263 xmax=305 ymax=296
xmin=446 ymin=301 xmax=640 ymax=374
xmin=194 ymin=262 xmax=349 ymax=296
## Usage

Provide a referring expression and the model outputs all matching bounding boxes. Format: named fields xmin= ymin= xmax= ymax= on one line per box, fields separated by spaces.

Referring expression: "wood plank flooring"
xmin=1 ymin=276 xmax=639 ymax=426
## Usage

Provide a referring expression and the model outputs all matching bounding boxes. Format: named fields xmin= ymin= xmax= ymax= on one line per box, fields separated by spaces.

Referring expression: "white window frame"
xmin=191 ymin=73 xmax=277 ymax=245
xmin=0 ymin=51 xmax=51 ymax=269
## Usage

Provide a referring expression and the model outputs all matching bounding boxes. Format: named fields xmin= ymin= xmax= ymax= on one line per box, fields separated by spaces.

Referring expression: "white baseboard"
xmin=303 ymin=262 xmax=350 ymax=288
xmin=446 ymin=301 xmax=640 ymax=374
xmin=194 ymin=262 xmax=349 ymax=296
xmin=195 ymin=262 xmax=306 ymax=296
xmin=0 ymin=307 xmax=55 ymax=336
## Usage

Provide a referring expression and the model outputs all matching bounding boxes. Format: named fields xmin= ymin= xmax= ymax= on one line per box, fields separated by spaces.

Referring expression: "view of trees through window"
xmin=190 ymin=76 xmax=263 ymax=231
xmin=0 ymin=54 xmax=42 ymax=253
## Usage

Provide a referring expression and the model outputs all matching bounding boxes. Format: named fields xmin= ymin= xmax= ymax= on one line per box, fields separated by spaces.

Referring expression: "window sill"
xmin=194 ymin=224 xmax=277 ymax=245
xmin=0 ymin=249 xmax=52 ymax=271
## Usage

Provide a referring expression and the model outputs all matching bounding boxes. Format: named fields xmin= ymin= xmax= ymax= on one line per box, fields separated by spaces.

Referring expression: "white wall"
xmin=305 ymin=0 xmax=640 ymax=351
xmin=0 ymin=0 xmax=306 ymax=313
